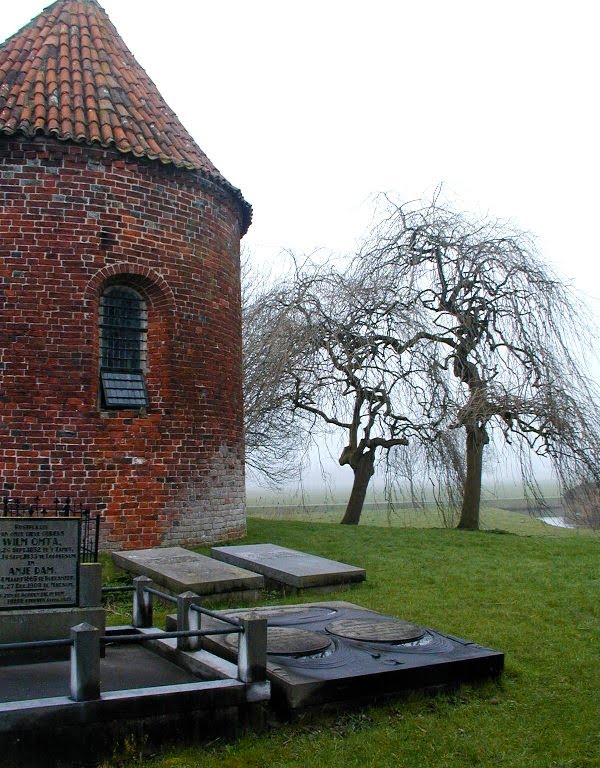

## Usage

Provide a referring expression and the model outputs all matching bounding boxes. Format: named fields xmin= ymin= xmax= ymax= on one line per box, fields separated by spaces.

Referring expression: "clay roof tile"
xmin=0 ymin=0 xmax=251 ymax=230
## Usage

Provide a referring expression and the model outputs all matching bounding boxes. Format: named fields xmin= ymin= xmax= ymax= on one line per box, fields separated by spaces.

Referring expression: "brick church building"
xmin=0 ymin=1 xmax=251 ymax=548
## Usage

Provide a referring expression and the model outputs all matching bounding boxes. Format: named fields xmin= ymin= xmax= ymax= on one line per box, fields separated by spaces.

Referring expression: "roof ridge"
xmin=0 ymin=0 xmax=251 ymax=231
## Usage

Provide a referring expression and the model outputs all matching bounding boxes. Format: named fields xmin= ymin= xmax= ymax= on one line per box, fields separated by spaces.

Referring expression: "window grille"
xmin=99 ymin=286 xmax=149 ymax=409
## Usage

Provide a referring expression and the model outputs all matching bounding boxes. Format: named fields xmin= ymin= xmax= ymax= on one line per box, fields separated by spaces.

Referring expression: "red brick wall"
xmin=0 ymin=136 xmax=247 ymax=549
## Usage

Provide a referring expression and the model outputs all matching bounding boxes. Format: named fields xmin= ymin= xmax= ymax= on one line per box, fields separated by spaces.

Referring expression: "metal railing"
xmin=0 ymin=577 xmax=267 ymax=702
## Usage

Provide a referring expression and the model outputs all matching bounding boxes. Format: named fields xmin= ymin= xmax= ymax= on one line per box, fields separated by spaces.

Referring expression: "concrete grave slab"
xmin=112 ymin=547 xmax=264 ymax=598
xmin=0 ymin=643 xmax=204 ymax=703
xmin=210 ymin=543 xmax=366 ymax=591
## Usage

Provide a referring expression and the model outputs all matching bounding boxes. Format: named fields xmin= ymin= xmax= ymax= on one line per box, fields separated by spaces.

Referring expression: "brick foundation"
xmin=0 ymin=136 xmax=247 ymax=549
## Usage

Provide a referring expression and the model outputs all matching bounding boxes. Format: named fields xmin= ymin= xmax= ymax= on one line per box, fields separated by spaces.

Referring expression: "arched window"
xmin=99 ymin=285 xmax=149 ymax=409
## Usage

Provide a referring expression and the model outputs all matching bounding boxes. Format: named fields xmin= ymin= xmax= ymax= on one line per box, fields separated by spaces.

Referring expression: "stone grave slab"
xmin=210 ymin=543 xmax=365 ymax=590
xmin=112 ymin=547 xmax=264 ymax=597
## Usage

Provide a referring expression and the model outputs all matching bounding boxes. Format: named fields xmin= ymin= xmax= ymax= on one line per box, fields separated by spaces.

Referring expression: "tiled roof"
xmin=0 ymin=0 xmax=251 ymax=226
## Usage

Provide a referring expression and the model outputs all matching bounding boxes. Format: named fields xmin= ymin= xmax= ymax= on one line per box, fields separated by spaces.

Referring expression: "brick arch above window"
xmin=83 ymin=263 xmax=176 ymax=314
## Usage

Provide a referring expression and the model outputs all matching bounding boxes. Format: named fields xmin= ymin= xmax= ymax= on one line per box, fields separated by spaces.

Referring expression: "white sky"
xmin=2 ymin=1 xmax=598 ymax=303
xmin=2 ymin=1 xmax=598 ymax=495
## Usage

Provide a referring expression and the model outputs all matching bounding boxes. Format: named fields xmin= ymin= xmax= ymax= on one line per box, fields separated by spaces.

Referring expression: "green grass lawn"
xmin=105 ymin=516 xmax=599 ymax=768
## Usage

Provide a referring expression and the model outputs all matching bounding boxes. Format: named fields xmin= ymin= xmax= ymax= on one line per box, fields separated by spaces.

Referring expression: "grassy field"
xmin=105 ymin=513 xmax=599 ymax=768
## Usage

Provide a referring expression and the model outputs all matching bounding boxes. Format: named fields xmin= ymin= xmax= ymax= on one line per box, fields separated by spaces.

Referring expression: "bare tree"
xmin=254 ymin=260 xmax=444 ymax=524
xmin=359 ymin=195 xmax=600 ymax=529
xmin=241 ymin=254 xmax=301 ymax=484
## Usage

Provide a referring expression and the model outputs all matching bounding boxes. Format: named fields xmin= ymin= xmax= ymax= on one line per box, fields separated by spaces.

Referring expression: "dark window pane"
xmin=99 ymin=286 xmax=149 ymax=410
xmin=100 ymin=287 xmax=147 ymax=371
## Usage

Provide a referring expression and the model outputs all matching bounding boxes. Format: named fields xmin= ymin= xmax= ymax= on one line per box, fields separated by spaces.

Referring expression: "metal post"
xmin=70 ymin=622 xmax=100 ymax=701
xmin=237 ymin=613 xmax=267 ymax=683
xmin=132 ymin=575 xmax=153 ymax=628
xmin=93 ymin=513 xmax=100 ymax=562
xmin=176 ymin=592 xmax=200 ymax=651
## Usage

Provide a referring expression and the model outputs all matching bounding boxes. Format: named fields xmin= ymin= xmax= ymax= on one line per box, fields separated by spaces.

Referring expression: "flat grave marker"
xmin=210 ymin=543 xmax=366 ymax=590
xmin=112 ymin=547 xmax=264 ymax=597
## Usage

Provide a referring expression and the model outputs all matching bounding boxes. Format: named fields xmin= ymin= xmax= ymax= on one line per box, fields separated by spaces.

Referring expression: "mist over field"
xmin=246 ymin=436 xmax=560 ymax=507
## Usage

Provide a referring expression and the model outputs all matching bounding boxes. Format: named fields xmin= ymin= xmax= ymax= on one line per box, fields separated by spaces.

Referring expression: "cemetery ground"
xmin=100 ymin=509 xmax=599 ymax=768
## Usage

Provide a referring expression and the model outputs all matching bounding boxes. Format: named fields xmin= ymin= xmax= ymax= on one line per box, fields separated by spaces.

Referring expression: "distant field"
xmin=245 ymin=480 xmax=562 ymax=508
xmin=247 ymin=501 xmax=587 ymax=537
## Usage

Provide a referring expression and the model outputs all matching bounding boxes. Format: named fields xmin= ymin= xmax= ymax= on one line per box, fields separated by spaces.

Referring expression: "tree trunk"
xmin=341 ymin=450 xmax=375 ymax=525
xmin=457 ymin=425 xmax=486 ymax=530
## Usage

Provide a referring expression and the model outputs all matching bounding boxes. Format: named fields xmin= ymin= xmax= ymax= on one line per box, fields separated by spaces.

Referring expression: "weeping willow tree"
xmin=358 ymin=195 xmax=600 ymax=529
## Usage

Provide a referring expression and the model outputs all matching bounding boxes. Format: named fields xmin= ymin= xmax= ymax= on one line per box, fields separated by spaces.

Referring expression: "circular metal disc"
xmin=325 ymin=618 xmax=425 ymax=643
xmin=226 ymin=627 xmax=332 ymax=656
xmin=265 ymin=627 xmax=332 ymax=655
